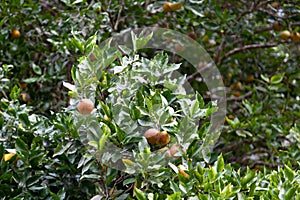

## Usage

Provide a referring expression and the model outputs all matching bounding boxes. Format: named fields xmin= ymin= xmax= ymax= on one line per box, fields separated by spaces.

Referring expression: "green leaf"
xmin=284 ymin=186 xmax=297 ymax=200
xmin=167 ymin=192 xmax=181 ymax=200
xmin=134 ymin=187 xmax=147 ymax=200
xmin=241 ymin=168 xmax=255 ymax=187
xmin=270 ymin=73 xmax=284 ymax=84
xmin=53 ymin=142 xmax=72 ymax=157
xmin=284 ymin=164 xmax=295 ymax=181
xmin=215 ymin=154 xmax=224 ymax=173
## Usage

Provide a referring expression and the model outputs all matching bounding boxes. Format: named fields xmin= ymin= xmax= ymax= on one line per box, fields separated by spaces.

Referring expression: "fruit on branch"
xmin=170 ymin=3 xmax=182 ymax=11
xmin=291 ymin=32 xmax=300 ymax=43
xmin=162 ymin=2 xmax=182 ymax=12
xmin=77 ymin=99 xmax=94 ymax=115
xmin=162 ymin=2 xmax=172 ymax=12
xmin=144 ymin=129 xmax=170 ymax=146
xmin=165 ymin=144 xmax=186 ymax=157
xmin=11 ymin=29 xmax=21 ymax=39
xmin=271 ymin=2 xmax=279 ymax=8
xmin=156 ymin=131 xmax=170 ymax=146
xmin=272 ymin=21 xmax=283 ymax=31
xmin=144 ymin=128 xmax=160 ymax=145
xmin=178 ymin=164 xmax=190 ymax=179
xmin=279 ymin=30 xmax=291 ymax=41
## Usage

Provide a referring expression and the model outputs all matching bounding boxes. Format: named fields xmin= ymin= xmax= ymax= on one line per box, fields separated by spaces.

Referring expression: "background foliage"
xmin=1 ymin=0 xmax=300 ymax=199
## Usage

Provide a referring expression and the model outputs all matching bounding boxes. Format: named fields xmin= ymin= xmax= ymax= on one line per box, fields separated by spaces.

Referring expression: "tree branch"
xmin=218 ymin=42 xmax=278 ymax=64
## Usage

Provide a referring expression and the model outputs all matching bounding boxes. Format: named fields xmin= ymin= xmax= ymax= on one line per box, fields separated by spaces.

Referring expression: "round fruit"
xmin=156 ymin=131 xmax=170 ymax=146
xmin=144 ymin=128 xmax=160 ymax=145
xmin=272 ymin=21 xmax=283 ymax=31
xmin=246 ymin=75 xmax=254 ymax=82
xmin=188 ymin=32 xmax=197 ymax=40
xmin=235 ymin=81 xmax=242 ymax=89
xmin=272 ymin=2 xmax=279 ymax=8
xmin=77 ymin=99 xmax=94 ymax=115
xmin=279 ymin=30 xmax=291 ymax=41
xmin=11 ymin=29 xmax=21 ymax=39
xmin=291 ymin=32 xmax=300 ymax=43
xmin=233 ymin=91 xmax=241 ymax=97
xmin=166 ymin=144 xmax=186 ymax=157
xmin=162 ymin=2 xmax=172 ymax=12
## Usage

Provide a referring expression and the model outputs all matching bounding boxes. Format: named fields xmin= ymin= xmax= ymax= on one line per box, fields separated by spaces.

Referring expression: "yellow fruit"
xmin=144 ymin=128 xmax=160 ymax=145
xmin=233 ymin=91 xmax=241 ymax=97
xmin=21 ymin=93 xmax=31 ymax=102
xmin=3 ymin=153 xmax=16 ymax=162
xmin=227 ymin=115 xmax=234 ymax=120
xmin=279 ymin=30 xmax=291 ymax=41
xmin=291 ymin=32 xmax=300 ymax=43
xmin=162 ymin=2 xmax=172 ymax=12
xmin=77 ymin=99 xmax=94 ymax=115
xmin=179 ymin=169 xmax=190 ymax=179
xmin=236 ymin=81 xmax=242 ymax=89
xmin=246 ymin=75 xmax=254 ymax=82
xmin=157 ymin=131 xmax=170 ymax=146
xmin=272 ymin=2 xmax=279 ymax=8
xmin=272 ymin=21 xmax=283 ymax=31
xmin=170 ymin=3 xmax=182 ymax=11
xmin=227 ymin=72 xmax=232 ymax=79
xmin=11 ymin=29 xmax=21 ymax=39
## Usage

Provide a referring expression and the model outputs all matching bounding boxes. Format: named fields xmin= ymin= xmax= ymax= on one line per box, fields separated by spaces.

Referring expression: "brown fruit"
xmin=166 ymin=144 xmax=186 ymax=157
xmin=188 ymin=32 xmax=197 ymax=40
xmin=144 ymin=128 xmax=160 ymax=145
xmin=272 ymin=21 xmax=283 ymax=31
xmin=77 ymin=99 xmax=94 ymax=115
xmin=156 ymin=131 xmax=170 ymax=146
xmin=162 ymin=2 xmax=172 ymax=12
xmin=11 ymin=29 xmax=21 ymax=39
xmin=246 ymin=75 xmax=254 ymax=82
xmin=291 ymin=32 xmax=300 ymax=43
xmin=170 ymin=3 xmax=182 ymax=11
xmin=279 ymin=30 xmax=291 ymax=41
xmin=179 ymin=169 xmax=190 ymax=179
xmin=233 ymin=91 xmax=241 ymax=97
xmin=174 ymin=43 xmax=185 ymax=52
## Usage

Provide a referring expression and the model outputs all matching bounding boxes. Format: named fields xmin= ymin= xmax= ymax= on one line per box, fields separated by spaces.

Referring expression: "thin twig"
xmin=114 ymin=0 xmax=124 ymax=30
xmin=219 ymin=43 xmax=278 ymax=64
xmin=227 ymin=91 xmax=253 ymax=101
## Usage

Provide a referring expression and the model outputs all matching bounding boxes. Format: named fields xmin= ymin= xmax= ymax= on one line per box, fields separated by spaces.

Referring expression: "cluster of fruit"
xmin=279 ymin=30 xmax=300 ymax=42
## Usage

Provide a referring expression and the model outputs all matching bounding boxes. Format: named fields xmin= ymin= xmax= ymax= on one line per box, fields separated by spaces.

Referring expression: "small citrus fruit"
xmin=162 ymin=2 xmax=172 ymax=12
xmin=144 ymin=128 xmax=160 ymax=145
xmin=279 ymin=30 xmax=291 ymax=41
xmin=157 ymin=131 xmax=170 ymax=146
xmin=11 ymin=29 xmax=21 ymax=39
xmin=77 ymin=99 xmax=94 ymax=115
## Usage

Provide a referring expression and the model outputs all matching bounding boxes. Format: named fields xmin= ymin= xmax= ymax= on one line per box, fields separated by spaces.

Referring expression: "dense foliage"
xmin=1 ymin=0 xmax=300 ymax=199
